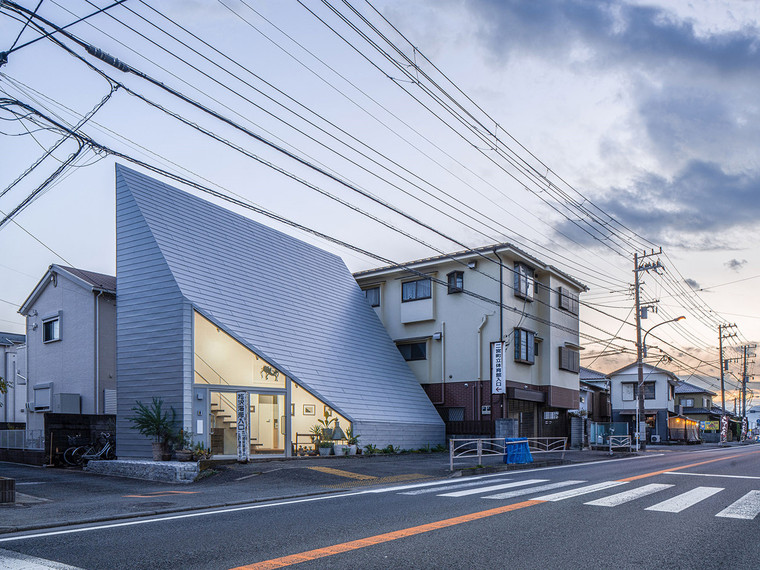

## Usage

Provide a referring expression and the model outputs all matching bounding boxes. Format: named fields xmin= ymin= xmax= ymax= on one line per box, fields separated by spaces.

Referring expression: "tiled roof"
xmin=58 ymin=266 xmax=116 ymax=293
xmin=580 ymin=367 xmax=608 ymax=381
xmin=675 ymin=381 xmax=716 ymax=396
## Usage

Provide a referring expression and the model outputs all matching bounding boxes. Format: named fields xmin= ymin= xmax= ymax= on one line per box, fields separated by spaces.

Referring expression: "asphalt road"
xmin=2 ymin=446 xmax=760 ymax=569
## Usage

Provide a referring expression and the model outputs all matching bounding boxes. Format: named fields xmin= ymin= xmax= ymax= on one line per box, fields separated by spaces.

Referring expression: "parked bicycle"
xmin=63 ymin=432 xmax=116 ymax=466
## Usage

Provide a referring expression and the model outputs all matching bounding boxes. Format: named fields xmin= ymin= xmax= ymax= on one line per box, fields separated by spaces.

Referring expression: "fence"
xmin=449 ymin=437 xmax=567 ymax=471
xmin=608 ymin=435 xmax=632 ymax=453
xmin=0 ymin=429 xmax=44 ymax=450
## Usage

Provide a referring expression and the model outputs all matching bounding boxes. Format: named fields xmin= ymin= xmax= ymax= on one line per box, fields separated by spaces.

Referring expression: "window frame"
xmin=514 ymin=328 xmax=535 ymax=365
xmin=401 ymin=278 xmax=432 ymax=303
xmin=42 ymin=313 xmax=61 ymax=343
xmin=558 ymin=346 xmax=580 ymax=373
xmin=397 ymin=341 xmax=427 ymax=362
xmin=363 ymin=286 xmax=380 ymax=307
xmin=558 ymin=286 xmax=579 ymax=315
xmin=447 ymin=271 xmax=464 ymax=294
xmin=514 ymin=263 xmax=535 ymax=301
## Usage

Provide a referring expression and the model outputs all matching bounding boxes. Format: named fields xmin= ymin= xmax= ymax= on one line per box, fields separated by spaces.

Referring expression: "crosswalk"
xmin=391 ymin=476 xmax=760 ymax=520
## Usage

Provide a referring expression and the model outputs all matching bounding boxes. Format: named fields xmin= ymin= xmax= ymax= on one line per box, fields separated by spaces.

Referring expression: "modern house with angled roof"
xmin=115 ymin=165 xmax=444 ymax=458
xmin=18 ymin=265 xmax=117 ymax=434
xmin=353 ymin=243 xmax=587 ymax=439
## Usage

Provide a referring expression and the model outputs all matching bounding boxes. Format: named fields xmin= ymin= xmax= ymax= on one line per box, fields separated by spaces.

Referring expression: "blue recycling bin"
xmin=504 ymin=438 xmax=533 ymax=464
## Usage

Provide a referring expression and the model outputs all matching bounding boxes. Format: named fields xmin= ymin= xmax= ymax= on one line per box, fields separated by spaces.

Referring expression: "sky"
xmin=0 ymin=0 xmax=758 ymax=403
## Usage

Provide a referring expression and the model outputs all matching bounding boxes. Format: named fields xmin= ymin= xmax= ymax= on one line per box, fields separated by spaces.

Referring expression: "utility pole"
xmin=740 ymin=344 xmax=757 ymax=418
xmin=634 ymin=249 xmax=663 ymax=452
xmin=718 ymin=324 xmax=737 ymax=444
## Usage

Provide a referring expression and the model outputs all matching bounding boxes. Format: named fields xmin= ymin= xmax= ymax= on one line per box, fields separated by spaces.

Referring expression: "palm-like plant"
xmin=128 ymin=397 xmax=176 ymax=445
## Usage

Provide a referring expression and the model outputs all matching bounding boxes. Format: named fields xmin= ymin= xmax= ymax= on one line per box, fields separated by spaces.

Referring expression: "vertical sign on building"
xmin=491 ymin=341 xmax=506 ymax=395
xmin=236 ymin=391 xmax=249 ymax=463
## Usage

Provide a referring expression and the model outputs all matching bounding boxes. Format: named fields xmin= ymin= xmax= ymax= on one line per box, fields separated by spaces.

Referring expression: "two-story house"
xmin=354 ymin=243 xmax=587 ymax=439
xmin=18 ymin=265 xmax=117 ymax=435
xmin=608 ymin=362 xmax=677 ymax=443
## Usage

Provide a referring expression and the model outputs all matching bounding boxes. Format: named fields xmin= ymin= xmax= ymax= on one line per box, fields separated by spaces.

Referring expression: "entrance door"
xmin=249 ymin=394 xmax=284 ymax=454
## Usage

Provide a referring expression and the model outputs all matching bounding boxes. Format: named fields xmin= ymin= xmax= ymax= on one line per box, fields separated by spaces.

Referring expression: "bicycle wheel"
xmin=63 ymin=446 xmax=80 ymax=466
xmin=70 ymin=445 xmax=90 ymax=466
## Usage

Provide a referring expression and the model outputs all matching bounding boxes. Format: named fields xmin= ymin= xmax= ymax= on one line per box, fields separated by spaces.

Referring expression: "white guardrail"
xmin=608 ymin=435 xmax=632 ymax=454
xmin=449 ymin=437 xmax=568 ymax=471
xmin=0 ymin=429 xmax=44 ymax=450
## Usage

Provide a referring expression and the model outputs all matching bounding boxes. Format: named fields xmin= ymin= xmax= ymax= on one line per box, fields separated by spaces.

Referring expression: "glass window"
xmin=291 ymin=381 xmax=350 ymax=453
xmin=514 ymin=263 xmax=534 ymax=301
xmin=514 ymin=328 xmax=535 ymax=364
xmin=194 ymin=312 xmax=284 ymax=388
xmin=402 ymin=278 xmax=431 ymax=302
xmin=447 ymin=271 xmax=463 ymax=294
xmin=681 ymin=398 xmax=694 ymax=407
xmin=42 ymin=317 xmax=60 ymax=343
xmin=622 ymin=383 xmax=635 ymax=401
xmin=397 ymin=342 xmax=426 ymax=361
xmin=363 ymin=286 xmax=380 ymax=307
xmin=632 ymin=382 xmax=656 ymax=400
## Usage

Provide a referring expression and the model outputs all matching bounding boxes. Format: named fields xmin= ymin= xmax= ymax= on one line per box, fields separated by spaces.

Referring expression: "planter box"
xmin=0 ymin=477 xmax=15 ymax=504
xmin=333 ymin=444 xmax=348 ymax=456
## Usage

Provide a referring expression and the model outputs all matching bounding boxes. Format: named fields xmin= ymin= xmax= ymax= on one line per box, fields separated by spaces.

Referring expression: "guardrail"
xmin=608 ymin=435 xmax=632 ymax=454
xmin=449 ymin=437 xmax=568 ymax=471
xmin=0 ymin=429 xmax=44 ymax=450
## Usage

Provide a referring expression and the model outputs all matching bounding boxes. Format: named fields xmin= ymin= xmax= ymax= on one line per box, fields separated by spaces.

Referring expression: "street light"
xmin=636 ymin=315 xmax=685 ymax=451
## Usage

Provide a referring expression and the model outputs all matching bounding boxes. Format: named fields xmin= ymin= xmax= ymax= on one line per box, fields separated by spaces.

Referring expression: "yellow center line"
xmin=307 ymin=466 xmax=377 ymax=480
xmin=230 ymin=500 xmax=544 ymax=570
xmin=617 ymin=449 xmax=760 ymax=482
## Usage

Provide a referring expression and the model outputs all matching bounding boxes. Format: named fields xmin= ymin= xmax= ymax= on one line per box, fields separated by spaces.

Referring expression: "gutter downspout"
xmin=94 ymin=291 xmax=103 ymax=415
xmin=430 ymin=322 xmax=446 ymax=405
xmin=477 ymin=314 xmax=491 ymax=421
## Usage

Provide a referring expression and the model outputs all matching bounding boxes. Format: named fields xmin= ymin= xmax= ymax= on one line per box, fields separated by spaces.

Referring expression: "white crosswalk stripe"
xmin=533 ymin=481 xmax=626 ymax=502
xmin=715 ymin=491 xmax=760 ymax=520
xmin=584 ymin=483 xmax=673 ymax=507
xmin=438 ymin=479 xmax=548 ymax=497
xmin=401 ymin=478 xmax=515 ymax=495
xmin=483 ymin=480 xmax=586 ymax=500
xmin=645 ymin=486 xmax=723 ymax=513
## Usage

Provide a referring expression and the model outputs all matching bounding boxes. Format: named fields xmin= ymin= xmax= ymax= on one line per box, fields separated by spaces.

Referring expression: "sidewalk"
xmin=0 ymin=445 xmax=714 ymax=534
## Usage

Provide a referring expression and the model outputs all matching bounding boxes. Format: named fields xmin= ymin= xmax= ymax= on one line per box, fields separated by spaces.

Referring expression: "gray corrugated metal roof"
xmin=580 ymin=367 xmax=608 ymax=381
xmin=116 ymin=165 xmax=444 ymax=427
xmin=0 ymin=332 xmax=25 ymax=346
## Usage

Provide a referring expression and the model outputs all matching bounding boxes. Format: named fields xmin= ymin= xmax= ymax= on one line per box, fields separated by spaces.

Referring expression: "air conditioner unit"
xmin=651 ymin=435 xmax=661 ymax=443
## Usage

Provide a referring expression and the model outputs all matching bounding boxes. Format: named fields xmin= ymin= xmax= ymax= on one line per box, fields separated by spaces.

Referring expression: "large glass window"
xmin=194 ymin=312 xmax=284 ymax=388
xmin=291 ymin=381 xmax=350 ymax=453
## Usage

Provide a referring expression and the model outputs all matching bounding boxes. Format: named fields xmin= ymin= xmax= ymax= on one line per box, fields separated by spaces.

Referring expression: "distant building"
xmin=18 ymin=265 xmax=116 ymax=434
xmin=608 ymin=362 xmax=677 ymax=443
xmin=0 ymin=332 xmax=26 ymax=426
xmin=115 ymin=165 xmax=443 ymax=458
xmin=579 ymin=367 xmax=611 ymax=423
xmin=354 ymin=244 xmax=586 ymax=439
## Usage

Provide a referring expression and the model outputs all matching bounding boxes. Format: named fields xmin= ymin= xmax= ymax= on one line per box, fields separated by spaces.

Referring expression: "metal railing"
xmin=0 ymin=429 xmax=44 ymax=450
xmin=608 ymin=435 xmax=632 ymax=454
xmin=450 ymin=437 xmax=567 ymax=471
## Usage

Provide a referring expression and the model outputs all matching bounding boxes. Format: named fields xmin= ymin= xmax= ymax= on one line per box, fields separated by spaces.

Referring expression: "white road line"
xmin=715 ymin=491 xmax=760 ymax=520
xmin=439 ymin=479 xmax=547 ymax=498
xmin=534 ymin=481 xmax=626 ymax=502
xmin=483 ymin=480 xmax=586 ymax=500
xmin=645 ymin=486 xmax=723 ymax=513
xmin=367 ymin=473 xmax=514 ymax=493
xmin=664 ymin=472 xmax=760 ymax=480
xmin=584 ymin=484 xmax=673 ymax=507
xmin=401 ymin=479 xmax=515 ymax=495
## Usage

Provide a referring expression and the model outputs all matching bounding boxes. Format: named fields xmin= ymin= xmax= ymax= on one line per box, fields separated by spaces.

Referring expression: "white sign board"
xmin=236 ymin=391 xmax=249 ymax=463
xmin=491 ymin=342 xmax=506 ymax=394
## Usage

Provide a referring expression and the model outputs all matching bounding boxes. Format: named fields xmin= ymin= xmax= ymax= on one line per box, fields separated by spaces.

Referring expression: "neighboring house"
xmin=18 ymin=265 xmax=117 ymax=435
xmin=0 ymin=332 xmax=26 ymax=426
xmin=748 ymin=406 xmax=760 ymax=435
xmin=115 ymin=165 xmax=444 ymax=459
xmin=354 ymin=243 xmax=587 ymax=439
xmin=579 ymin=367 xmax=611 ymax=423
xmin=608 ymin=362 xmax=677 ymax=443
xmin=674 ymin=381 xmax=718 ymax=424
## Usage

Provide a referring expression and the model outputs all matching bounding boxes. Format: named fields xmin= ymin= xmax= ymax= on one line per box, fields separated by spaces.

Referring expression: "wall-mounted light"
xmin=432 ymin=332 xmax=442 ymax=341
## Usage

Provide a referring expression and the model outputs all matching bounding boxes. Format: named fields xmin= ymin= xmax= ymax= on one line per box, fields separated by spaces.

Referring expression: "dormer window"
xmin=447 ymin=271 xmax=463 ymax=294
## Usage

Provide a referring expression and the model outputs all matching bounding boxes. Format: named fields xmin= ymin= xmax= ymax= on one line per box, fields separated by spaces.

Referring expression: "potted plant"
xmin=317 ymin=410 xmax=336 ymax=440
xmin=174 ymin=428 xmax=194 ymax=462
xmin=192 ymin=441 xmax=212 ymax=461
xmin=318 ymin=440 xmax=333 ymax=456
xmin=128 ymin=397 xmax=176 ymax=461
xmin=346 ymin=428 xmax=360 ymax=456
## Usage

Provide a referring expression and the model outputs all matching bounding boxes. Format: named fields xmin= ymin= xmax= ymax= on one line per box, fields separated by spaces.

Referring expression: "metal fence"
xmin=449 ymin=437 xmax=567 ymax=471
xmin=0 ymin=429 xmax=44 ymax=450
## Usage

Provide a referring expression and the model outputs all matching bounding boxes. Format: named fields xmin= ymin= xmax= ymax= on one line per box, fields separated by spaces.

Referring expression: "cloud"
xmin=725 ymin=258 xmax=747 ymax=271
xmin=684 ymin=278 xmax=700 ymax=289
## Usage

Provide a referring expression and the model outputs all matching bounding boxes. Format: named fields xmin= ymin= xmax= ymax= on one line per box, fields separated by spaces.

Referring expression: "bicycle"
xmin=63 ymin=432 xmax=116 ymax=466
